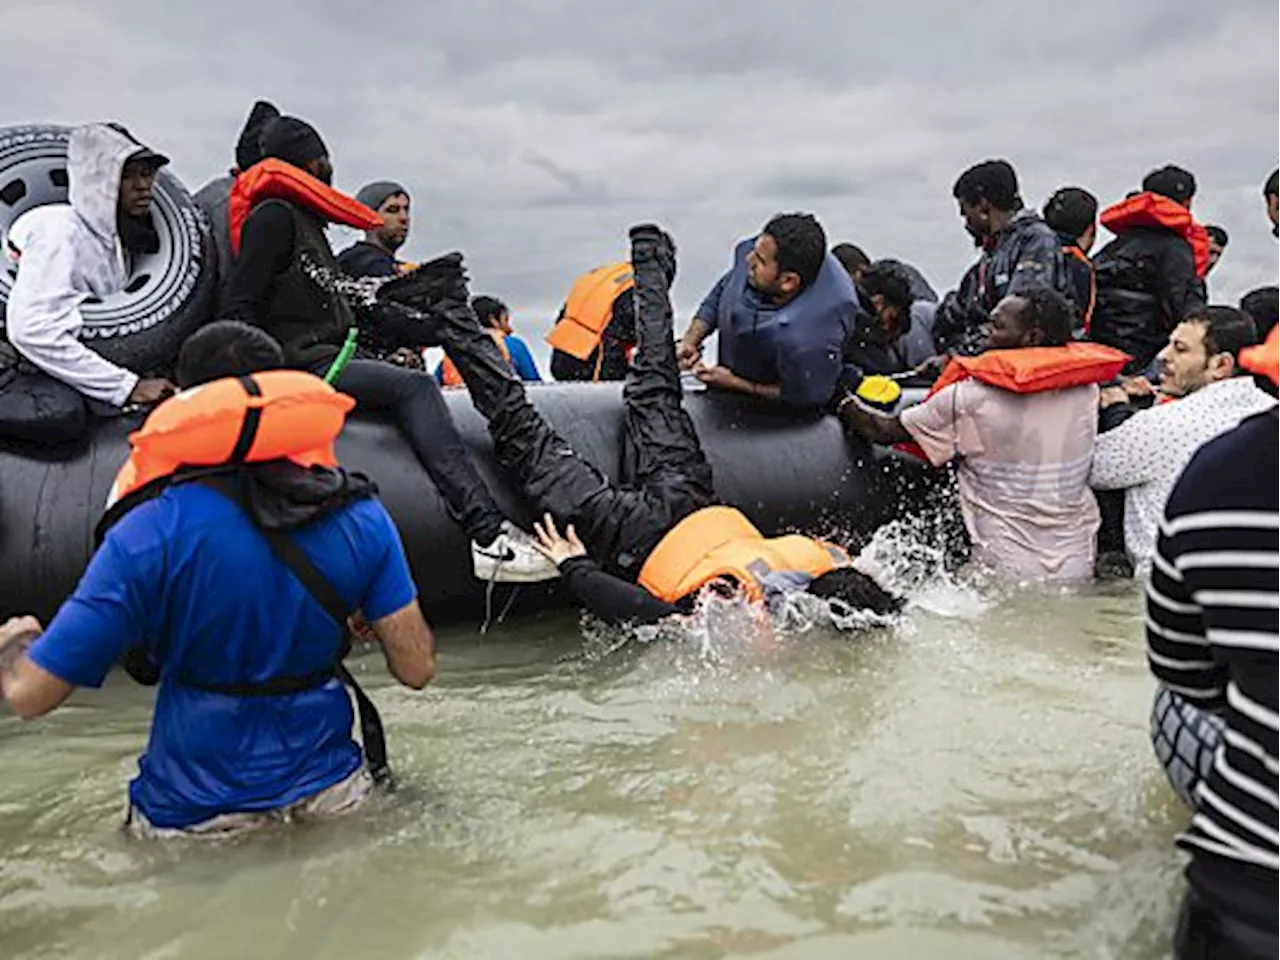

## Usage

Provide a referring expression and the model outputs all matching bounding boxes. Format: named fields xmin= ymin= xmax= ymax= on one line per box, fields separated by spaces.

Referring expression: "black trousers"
xmin=1174 ymin=857 xmax=1277 ymax=960
xmin=0 ymin=366 xmax=90 ymax=445
xmin=439 ymin=243 xmax=714 ymax=579
xmin=314 ymin=358 xmax=506 ymax=545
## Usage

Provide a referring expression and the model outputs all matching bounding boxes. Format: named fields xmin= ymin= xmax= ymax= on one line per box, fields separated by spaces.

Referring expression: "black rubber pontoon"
xmin=0 ymin=382 xmax=923 ymax=626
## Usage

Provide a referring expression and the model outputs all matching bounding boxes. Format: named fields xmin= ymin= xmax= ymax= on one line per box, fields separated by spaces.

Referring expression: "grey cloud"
xmin=1 ymin=0 xmax=1275 ymax=328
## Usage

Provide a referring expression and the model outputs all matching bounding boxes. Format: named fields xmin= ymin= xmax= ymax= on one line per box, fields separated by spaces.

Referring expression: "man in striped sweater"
xmin=1146 ymin=326 xmax=1278 ymax=959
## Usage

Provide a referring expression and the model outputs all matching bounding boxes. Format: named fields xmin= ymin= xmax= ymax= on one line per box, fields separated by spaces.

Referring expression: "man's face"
xmin=1078 ymin=223 xmax=1097 ymax=255
xmin=870 ymin=293 xmax=903 ymax=334
xmin=373 ymin=193 xmax=411 ymax=252
xmin=1156 ymin=321 xmax=1230 ymax=397
xmin=306 ymin=155 xmax=335 ymax=186
xmin=958 ymin=197 xmax=990 ymax=242
xmin=985 ymin=296 xmax=1035 ymax=350
xmin=118 ymin=159 xmax=159 ymax=218
xmin=746 ymin=233 xmax=799 ymax=300
xmin=1207 ymin=237 xmax=1225 ymax=273
xmin=1268 ymin=193 xmax=1278 ymax=230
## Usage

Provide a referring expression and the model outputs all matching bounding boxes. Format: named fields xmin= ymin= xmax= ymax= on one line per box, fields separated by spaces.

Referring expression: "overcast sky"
xmin=4 ymin=0 xmax=1277 ymax=337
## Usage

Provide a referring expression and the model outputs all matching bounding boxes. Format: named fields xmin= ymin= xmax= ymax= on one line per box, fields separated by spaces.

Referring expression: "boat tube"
xmin=0 ymin=382 xmax=929 ymax=626
xmin=0 ymin=124 xmax=215 ymax=373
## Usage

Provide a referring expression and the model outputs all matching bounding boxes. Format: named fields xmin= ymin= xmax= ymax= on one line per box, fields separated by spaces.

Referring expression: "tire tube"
xmin=0 ymin=124 xmax=215 ymax=374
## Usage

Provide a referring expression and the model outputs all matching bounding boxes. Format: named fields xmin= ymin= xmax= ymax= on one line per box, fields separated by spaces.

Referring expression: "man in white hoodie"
xmin=0 ymin=123 xmax=176 ymax=444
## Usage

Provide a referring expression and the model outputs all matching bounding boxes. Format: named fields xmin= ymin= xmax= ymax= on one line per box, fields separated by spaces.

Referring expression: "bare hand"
xmin=387 ymin=347 xmax=424 ymax=370
xmin=0 ymin=615 xmax=42 ymax=647
xmin=1099 ymin=385 xmax=1129 ymax=408
xmin=128 ymin=377 xmax=176 ymax=406
xmin=676 ymin=340 xmax=702 ymax=371
xmin=912 ymin=355 xmax=949 ymax=380
xmin=531 ymin=513 xmax=587 ymax=565
xmin=347 ymin=611 xmax=376 ymax=644
xmin=693 ymin=362 xmax=735 ymax=389
xmin=1122 ymin=375 xmax=1154 ymax=399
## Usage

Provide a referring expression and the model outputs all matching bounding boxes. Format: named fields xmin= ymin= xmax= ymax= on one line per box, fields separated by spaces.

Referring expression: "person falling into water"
xmin=374 ymin=224 xmax=902 ymax=627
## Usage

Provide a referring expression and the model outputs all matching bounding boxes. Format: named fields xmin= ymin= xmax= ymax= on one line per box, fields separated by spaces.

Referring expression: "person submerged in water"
xmin=374 ymin=225 xmax=903 ymax=627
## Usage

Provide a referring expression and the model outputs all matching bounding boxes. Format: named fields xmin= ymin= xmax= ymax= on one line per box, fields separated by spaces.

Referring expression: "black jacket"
xmin=549 ymin=291 xmax=637 ymax=382
xmin=1091 ymin=226 xmax=1206 ymax=374
xmin=221 ymin=199 xmax=354 ymax=369
xmin=933 ymin=210 xmax=1070 ymax=356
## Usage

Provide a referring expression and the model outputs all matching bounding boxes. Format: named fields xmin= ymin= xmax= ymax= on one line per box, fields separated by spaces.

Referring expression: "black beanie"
xmin=234 ymin=100 xmax=280 ymax=171
xmin=260 ymin=116 xmax=329 ymax=169
xmin=1142 ymin=165 xmax=1197 ymax=205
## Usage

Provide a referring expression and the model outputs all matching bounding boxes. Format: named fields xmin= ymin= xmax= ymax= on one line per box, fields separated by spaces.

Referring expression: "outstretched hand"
xmin=531 ymin=513 xmax=587 ymax=566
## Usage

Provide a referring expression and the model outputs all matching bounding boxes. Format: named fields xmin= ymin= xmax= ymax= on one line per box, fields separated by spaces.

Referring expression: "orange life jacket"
xmin=1241 ymin=325 xmax=1279 ymax=386
xmin=545 ymin=262 xmax=636 ymax=375
xmin=228 ymin=159 xmax=384 ymax=256
xmin=895 ymin=342 xmax=1130 ymax=462
xmin=106 ymin=370 xmax=355 ymax=511
xmin=1063 ymin=244 xmax=1097 ymax=334
xmin=926 ymin=341 xmax=1130 ymax=399
xmin=1100 ymin=191 xmax=1211 ymax=279
xmin=637 ymin=505 xmax=850 ymax=604
xmin=439 ymin=330 xmax=512 ymax=388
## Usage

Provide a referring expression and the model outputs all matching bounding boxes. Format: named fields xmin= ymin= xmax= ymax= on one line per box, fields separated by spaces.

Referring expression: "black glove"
xmin=375 ymin=252 xmax=468 ymax=310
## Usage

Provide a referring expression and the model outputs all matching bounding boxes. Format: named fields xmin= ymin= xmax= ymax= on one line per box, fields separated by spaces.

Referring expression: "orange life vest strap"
xmin=229 ymin=159 xmax=384 ymax=256
xmin=545 ymin=262 xmax=635 ymax=364
xmin=1063 ymin=245 xmax=1097 ymax=334
xmin=1099 ymin=191 xmax=1210 ymax=279
xmin=440 ymin=330 xmax=511 ymax=387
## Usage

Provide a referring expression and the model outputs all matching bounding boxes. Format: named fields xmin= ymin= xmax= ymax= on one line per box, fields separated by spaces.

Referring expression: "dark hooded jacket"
xmin=1091 ymin=224 xmax=1206 ymax=375
xmin=193 ymin=102 xmax=280 ymax=316
xmin=932 ymin=209 xmax=1069 ymax=356
xmin=1055 ymin=232 xmax=1097 ymax=336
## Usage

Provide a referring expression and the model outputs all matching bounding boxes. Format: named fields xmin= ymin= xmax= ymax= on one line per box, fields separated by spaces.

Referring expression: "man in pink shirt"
xmin=840 ymin=289 xmax=1102 ymax=582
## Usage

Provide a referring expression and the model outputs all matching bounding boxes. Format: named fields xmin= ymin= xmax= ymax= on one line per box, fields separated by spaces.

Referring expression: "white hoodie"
xmin=6 ymin=124 xmax=144 ymax=406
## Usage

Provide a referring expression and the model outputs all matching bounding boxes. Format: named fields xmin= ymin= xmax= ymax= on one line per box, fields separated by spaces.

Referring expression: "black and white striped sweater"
xmin=1146 ymin=408 xmax=1278 ymax=874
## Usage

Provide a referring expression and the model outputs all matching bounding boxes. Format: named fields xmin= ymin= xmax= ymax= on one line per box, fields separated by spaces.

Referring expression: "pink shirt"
xmin=900 ymin=380 xmax=1100 ymax=582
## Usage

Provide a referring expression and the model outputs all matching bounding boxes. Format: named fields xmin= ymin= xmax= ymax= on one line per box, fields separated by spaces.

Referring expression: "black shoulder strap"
xmin=259 ymin=527 xmax=393 ymax=788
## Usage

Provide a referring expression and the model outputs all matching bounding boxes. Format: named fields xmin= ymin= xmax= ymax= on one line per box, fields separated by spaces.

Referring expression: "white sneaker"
xmin=472 ymin=522 xmax=561 ymax=583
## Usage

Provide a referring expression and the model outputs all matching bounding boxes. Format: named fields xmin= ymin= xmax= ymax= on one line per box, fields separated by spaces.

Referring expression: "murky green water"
xmin=0 ymin=574 xmax=1187 ymax=959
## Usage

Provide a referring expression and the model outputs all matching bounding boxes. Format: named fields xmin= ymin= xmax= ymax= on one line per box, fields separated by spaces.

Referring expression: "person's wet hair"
xmin=763 ymin=213 xmax=826 ymax=289
xmin=1205 ymin=224 xmax=1229 ymax=248
xmin=1019 ymin=287 xmax=1074 ymax=347
xmin=176 ymin=321 xmax=286 ymax=388
xmin=471 ymin=295 xmax=508 ymax=330
xmin=1042 ymin=187 xmax=1097 ymax=240
xmin=805 ymin=566 xmax=903 ymax=616
xmin=1194 ymin=306 xmax=1258 ymax=365
xmin=1265 ymin=168 xmax=1278 ymax=199
xmin=1240 ymin=286 xmax=1279 ymax=341
xmin=1142 ymin=164 xmax=1197 ymax=205
xmin=953 ymin=159 xmax=1021 ymax=211
xmin=860 ymin=261 xmax=913 ymax=313
xmin=831 ymin=243 xmax=871 ymax=276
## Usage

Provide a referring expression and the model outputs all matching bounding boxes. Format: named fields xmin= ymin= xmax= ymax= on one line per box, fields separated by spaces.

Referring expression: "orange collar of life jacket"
xmin=228 ymin=159 xmax=384 ymax=256
xmin=106 ymin=370 xmax=355 ymax=511
xmin=1100 ymin=191 xmax=1211 ymax=278
xmin=926 ymin=341 xmax=1130 ymax=399
xmin=637 ymin=505 xmax=850 ymax=604
xmin=1241 ymin=326 xmax=1279 ymax=386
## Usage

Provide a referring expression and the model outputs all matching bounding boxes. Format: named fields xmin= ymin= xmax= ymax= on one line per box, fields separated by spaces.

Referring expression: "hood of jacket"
xmin=1100 ymin=191 xmax=1210 ymax=278
xmin=67 ymin=123 xmax=142 ymax=251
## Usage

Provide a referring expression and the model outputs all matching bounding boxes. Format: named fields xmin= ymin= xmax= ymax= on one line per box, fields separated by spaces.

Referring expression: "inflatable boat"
xmin=0 ymin=383 xmax=927 ymax=625
xmin=0 ymin=121 xmax=929 ymax=626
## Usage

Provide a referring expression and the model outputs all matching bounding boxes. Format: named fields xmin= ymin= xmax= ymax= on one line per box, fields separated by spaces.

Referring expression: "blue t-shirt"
xmin=28 ymin=485 xmax=417 ymax=829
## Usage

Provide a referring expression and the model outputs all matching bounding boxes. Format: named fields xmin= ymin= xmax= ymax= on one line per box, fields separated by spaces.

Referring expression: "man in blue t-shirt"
xmin=0 ymin=322 xmax=436 ymax=838
xmin=676 ymin=213 xmax=857 ymax=409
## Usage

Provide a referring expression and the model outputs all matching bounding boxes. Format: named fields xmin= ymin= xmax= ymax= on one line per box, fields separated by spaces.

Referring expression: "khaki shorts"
xmin=124 ymin=766 xmax=374 ymax=840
